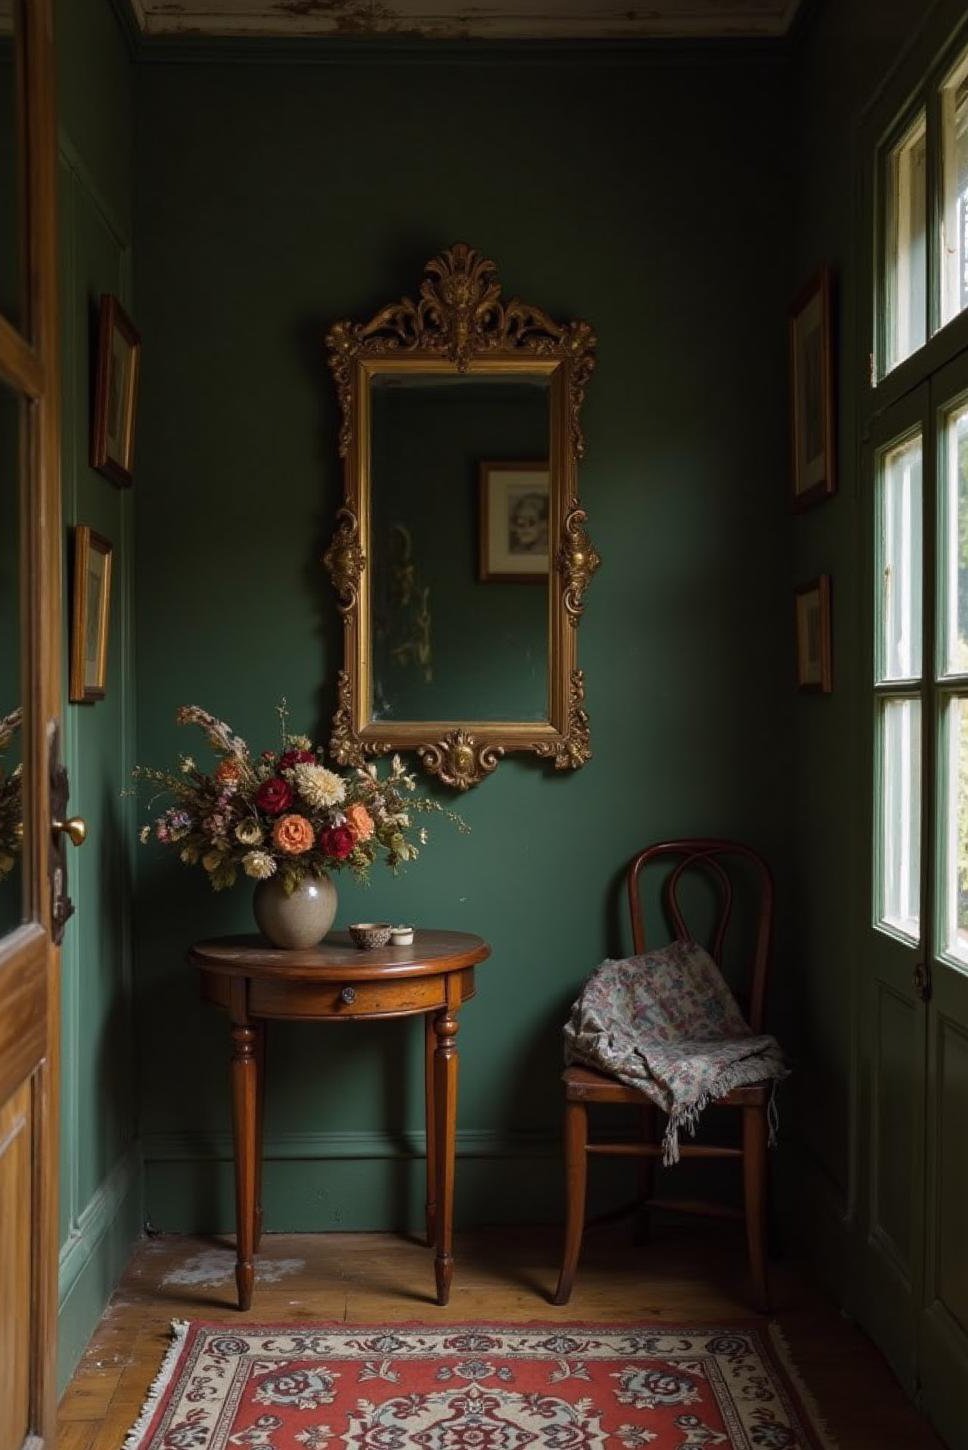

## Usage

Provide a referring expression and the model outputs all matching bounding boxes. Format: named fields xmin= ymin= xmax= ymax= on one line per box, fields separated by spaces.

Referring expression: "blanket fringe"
xmin=663 ymin=1059 xmax=783 ymax=1165
xmin=121 ymin=1320 xmax=189 ymax=1450
xmin=767 ymin=1322 xmax=840 ymax=1449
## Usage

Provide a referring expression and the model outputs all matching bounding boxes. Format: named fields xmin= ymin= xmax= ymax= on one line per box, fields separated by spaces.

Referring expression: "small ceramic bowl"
xmin=348 ymin=921 xmax=392 ymax=950
xmin=390 ymin=925 xmax=414 ymax=946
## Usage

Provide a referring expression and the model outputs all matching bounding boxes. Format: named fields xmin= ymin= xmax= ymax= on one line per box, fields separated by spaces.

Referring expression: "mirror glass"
xmin=0 ymin=378 xmax=23 ymax=934
xmin=370 ymin=372 xmax=551 ymax=723
xmin=0 ymin=2 xmax=23 ymax=330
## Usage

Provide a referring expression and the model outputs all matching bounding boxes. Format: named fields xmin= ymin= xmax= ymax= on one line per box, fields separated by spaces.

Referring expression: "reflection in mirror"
xmin=0 ymin=380 xmax=22 ymax=935
xmin=370 ymin=374 xmax=550 ymax=723
xmin=0 ymin=0 xmax=22 ymax=329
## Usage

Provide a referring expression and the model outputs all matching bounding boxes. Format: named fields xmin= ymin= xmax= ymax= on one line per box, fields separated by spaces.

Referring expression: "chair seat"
xmin=562 ymin=1063 xmax=770 ymax=1108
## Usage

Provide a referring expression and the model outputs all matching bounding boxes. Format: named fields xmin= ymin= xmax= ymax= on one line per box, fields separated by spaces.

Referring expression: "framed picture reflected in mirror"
xmin=478 ymin=461 xmax=550 ymax=582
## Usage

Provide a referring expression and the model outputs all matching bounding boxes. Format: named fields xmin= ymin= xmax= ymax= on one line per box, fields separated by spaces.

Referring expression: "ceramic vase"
xmin=252 ymin=873 xmax=337 ymax=950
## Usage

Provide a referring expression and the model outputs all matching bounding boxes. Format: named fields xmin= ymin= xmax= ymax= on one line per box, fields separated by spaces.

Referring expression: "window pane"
xmin=941 ymin=398 xmax=968 ymax=677
xmin=886 ymin=113 xmax=927 ymax=372
xmin=942 ymin=696 xmax=968 ymax=966
xmin=877 ymin=432 xmax=923 ymax=682
xmin=877 ymin=696 xmax=922 ymax=940
xmin=941 ymin=49 xmax=968 ymax=329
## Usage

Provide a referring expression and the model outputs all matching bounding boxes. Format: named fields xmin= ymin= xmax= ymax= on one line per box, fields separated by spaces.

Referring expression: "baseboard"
xmin=142 ymin=1128 xmax=644 ymax=1234
xmin=57 ymin=1146 xmax=143 ymax=1396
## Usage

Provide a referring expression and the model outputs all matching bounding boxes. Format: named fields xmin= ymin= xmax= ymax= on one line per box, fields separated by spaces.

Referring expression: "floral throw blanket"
xmin=563 ymin=939 xmax=788 ymax=1164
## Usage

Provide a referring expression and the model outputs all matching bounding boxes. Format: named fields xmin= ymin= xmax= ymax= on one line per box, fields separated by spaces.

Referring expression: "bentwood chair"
xmin=553 ymin=838 xmax=776 ymax=1311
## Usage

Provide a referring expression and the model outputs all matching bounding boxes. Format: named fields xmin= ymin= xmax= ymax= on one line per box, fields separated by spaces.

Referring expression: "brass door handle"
xmin=52 ymin=816 xmax=87 ymax=847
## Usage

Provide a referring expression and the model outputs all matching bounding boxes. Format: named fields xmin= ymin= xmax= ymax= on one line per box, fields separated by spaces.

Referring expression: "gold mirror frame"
xmin=323 ymin=243 xmax=600 ymax=790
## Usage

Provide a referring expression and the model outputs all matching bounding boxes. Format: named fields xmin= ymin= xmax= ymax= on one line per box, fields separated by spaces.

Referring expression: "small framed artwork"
xmin=789 ymin=267 xmax=836 ymax=510
xmin=795 ymin=574 xmax=832 ymax=693
xmin=70 ymin=527 xmax=113 ymax=703
xmin=91 ymin=294 xmax=141 ymax=488
xmin=479 ymin=461 xmax=550 ymax=582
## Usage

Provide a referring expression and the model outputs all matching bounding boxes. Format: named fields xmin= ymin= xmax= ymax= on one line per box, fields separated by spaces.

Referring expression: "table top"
xmin=188 ymin=929 xmax=490 ymax=981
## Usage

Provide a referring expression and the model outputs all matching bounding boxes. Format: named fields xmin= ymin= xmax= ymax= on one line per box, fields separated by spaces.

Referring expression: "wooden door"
xmin=0 ymin=1 xmax=68 ymax=1446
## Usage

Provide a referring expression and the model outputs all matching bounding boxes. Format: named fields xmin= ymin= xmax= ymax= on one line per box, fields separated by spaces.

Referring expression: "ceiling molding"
xmin=124 ymin=0 xmax=804 ymax=43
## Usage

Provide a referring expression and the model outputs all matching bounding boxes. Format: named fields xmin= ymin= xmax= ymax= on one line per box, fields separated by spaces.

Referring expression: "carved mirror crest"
xmin=323 ymin=243 xmax=600 ymax=789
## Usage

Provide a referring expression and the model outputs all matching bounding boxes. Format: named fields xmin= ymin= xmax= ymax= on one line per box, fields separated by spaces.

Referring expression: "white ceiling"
xmin=127 ymin=0 xmax=804 ymax=41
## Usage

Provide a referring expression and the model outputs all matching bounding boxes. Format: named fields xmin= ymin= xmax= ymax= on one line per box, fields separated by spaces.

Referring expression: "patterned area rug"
xmin=124 ymin=1322 xmax=836 ymax=1450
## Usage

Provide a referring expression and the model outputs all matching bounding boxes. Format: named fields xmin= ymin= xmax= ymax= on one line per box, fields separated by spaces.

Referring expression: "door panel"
xmin=0 ymin=1078 xmax=31 ymax=1450
xmin=872 ymin=980 xmax=919 ymax=1274
xmin=934 ymin=1013 xmax=968 ymax=1332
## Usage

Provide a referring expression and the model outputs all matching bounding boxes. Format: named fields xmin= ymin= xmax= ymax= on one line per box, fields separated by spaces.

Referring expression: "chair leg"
xmin=634 ymin=1104 xmax=658 ymax=1244
xmin=742 ymin=1105 xmax=769 ymax=1313
xmin=553 ymin=1099 xmax=588 ymax=1306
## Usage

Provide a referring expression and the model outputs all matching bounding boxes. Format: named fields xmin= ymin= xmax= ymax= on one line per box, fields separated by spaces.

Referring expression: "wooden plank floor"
xmin=58 ymin=1224 xmax=945 ymax=1450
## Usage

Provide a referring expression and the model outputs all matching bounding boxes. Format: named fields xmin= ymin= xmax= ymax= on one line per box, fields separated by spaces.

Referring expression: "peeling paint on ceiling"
xmin=129 ymin=0 xmax=804 ymax=40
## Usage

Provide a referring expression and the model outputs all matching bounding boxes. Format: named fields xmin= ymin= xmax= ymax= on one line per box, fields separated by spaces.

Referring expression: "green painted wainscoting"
xmin=132 ymin=48 xmax=796 ymax=1236
xmin=55 ymin=0 xmax=142 ymax=1394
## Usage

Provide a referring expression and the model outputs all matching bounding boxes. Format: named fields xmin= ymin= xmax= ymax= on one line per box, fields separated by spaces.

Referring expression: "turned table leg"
xmin=425 ymin=1011 xmax=437 ymax=1247
xmin=253 ymin=1021 xmax=266 ymax=1253
xmin=230 ymin=1014 xmax=259 ymax=1311
xmin=433 ymin=999 xmax=459 ymax=1305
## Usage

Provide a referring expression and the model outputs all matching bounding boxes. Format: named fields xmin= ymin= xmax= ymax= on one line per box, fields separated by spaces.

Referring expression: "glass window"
xmin=878 ymin=697 xmax=922 ymax=940
xmin=941 ymin=49 xmax=968 ymax=330
xmin=942 ymin=696 xmax=968 ymax=964
xmin=877 ymin=432 xmax=923 ymax=681
xmin=886 ymin=112 xmax=928 ymax=372
xmin=940 ymin=398 xmax=968 ymax=676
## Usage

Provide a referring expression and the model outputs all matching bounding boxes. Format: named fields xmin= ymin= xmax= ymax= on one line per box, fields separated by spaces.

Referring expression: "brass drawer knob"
xmin=340 ymin=985 xmax=357 ymax=1005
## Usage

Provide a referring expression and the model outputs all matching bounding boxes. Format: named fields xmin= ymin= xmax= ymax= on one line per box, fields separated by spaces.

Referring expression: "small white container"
xmin=390 ymin=924 xmax=414 ymax=946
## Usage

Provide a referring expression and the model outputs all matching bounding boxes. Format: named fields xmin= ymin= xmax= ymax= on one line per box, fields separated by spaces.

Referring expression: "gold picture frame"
xmin=789 ymin=267 xmax=836 ymax=510
xmin=91 ymin=294 xmax=141 ymax=488
xmin=478 ymin=461 xmax=550 ymax=582
xmin=70 ymin=527 xmax=113 ymax=703
xmin=794 ymin=574 xmax=832 ymax=693
xmin=323 ymin=243 xmax=601 ymax=790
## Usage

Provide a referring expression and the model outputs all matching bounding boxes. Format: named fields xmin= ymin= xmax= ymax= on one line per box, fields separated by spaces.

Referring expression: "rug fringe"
xmin=121 ymin=1320 xmax=189 ymax=1450
xmin=767 ymin=1322 xmax=840 ymax=1450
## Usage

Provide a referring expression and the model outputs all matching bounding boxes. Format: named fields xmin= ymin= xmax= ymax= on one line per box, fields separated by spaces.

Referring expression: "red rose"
xmin=279 ymin=748 xmax=316 ymax=771
xmin=319 ymin=824 xmax=355 ymax=860
xmin=255 ymin=777 xmax=293 ymax=815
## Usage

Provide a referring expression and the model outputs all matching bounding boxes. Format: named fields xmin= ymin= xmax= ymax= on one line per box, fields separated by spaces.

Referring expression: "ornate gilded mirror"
xmin=323 ymin=244 xmax=599 ymax=789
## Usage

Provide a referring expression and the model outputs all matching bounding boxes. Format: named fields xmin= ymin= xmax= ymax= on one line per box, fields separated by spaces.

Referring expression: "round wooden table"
xmin=189 ymin=929 xmax=490 ymax=1310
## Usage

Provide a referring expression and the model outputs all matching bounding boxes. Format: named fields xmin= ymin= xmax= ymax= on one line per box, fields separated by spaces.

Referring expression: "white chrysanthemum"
xmin=139 ymin=825 xmax=151 ymax=844
xmin=235 ymin=819 xmax=263 ymax=846
xmin=242 ymin=850 xmax=276 ymax=880
xmin=179 ymin=755 xmax=195 ymax=774
xmin=293 ymin=763 xmax=346 ymax=808
xmin=288 ymin=734 xmax=312 ymax=750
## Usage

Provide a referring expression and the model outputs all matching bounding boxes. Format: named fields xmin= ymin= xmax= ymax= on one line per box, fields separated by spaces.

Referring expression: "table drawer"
xmin=248 ymin=974 xmax=447 ymax=1020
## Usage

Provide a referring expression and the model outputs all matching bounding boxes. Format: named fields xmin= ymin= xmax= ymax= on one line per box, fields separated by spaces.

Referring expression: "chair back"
xmin=626 ymin=838 xmax=774 ymax=1034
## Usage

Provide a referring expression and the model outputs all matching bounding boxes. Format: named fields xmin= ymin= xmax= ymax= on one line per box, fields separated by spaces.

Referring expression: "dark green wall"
xmin=56 ymin=0 xmax=141 ymax=1392
xmin=133 ymin=50 xmax=795 ymax=1231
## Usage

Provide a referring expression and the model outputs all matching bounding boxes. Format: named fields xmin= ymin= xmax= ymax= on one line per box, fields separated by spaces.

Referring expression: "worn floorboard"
xmin=58 ymin=1226 xmax=945 ymax=1449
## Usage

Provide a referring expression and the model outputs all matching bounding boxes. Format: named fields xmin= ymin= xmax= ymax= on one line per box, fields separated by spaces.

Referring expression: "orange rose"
xmin=345 ymin=803 xmax=374 ymax=842
xmin=215 ymin=758 xmax=242 ymax=785
xmin=272 ymin=813 xmax=314 ymax=855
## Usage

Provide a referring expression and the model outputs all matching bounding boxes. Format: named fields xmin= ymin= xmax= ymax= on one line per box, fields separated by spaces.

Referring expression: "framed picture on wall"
xmin=789 ymin=268 xmax=836 ymax=510
xmin=70 ymin=527 xmax=113 ymax=703
xmin=478 ymin=461 xmax=550 ymax=582
xmin=91 ymin=294 xmax=141 ymax=488
xmin=794 ymin=574 xmax=832 ymax=693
